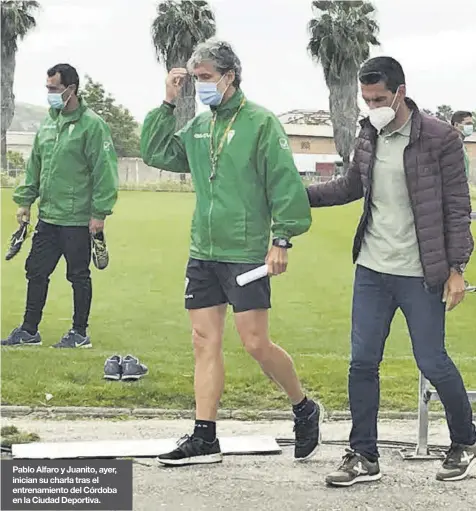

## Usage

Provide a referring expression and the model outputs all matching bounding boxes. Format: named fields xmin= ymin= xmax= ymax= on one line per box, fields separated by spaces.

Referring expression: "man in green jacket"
xmin=141 ymin=38 xmax=320 ymax=466
xmin=2 ymin=64 xmax=118 ymax=349
xmin=450 ymin=110 xmax=473 ymax=179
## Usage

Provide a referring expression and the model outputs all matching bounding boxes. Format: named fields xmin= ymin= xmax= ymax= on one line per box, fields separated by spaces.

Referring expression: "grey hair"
xmin=187 ymin=38 xmax=242 ymax=88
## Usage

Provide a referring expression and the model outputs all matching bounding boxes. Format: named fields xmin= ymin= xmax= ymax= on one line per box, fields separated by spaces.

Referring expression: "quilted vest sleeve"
xmin=306 ymin=136 xmax=365 ymax=207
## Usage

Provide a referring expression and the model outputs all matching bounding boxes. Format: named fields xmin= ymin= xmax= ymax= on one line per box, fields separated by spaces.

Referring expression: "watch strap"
xmin=451 ymin=263 xmax=466 ymax=274
xmin=272 ymin=238 xmax=293 ymax=249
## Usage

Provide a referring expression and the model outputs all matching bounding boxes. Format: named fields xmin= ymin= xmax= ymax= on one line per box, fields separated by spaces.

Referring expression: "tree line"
xmin=1 ymin=0 xmax=475 ymax=171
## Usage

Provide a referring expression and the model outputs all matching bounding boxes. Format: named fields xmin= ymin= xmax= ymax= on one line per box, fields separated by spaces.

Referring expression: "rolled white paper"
xmin=236 ymin=264 xmax=269 ymax=287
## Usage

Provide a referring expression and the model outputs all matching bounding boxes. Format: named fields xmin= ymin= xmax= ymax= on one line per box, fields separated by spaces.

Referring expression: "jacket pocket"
xmin=51 ymin=184 xmax=74 ymax=220
xmin=212 ymin=209 xmax=247 ymax=253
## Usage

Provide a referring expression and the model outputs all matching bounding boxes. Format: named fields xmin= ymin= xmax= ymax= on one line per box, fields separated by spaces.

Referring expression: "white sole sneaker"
xmin=3 ymin=342 xmax=42 ymax=347
xmin=157 ymin=453 xmax=223 ymax=466
xmin=104 ymin=374 xmax=121 ymax=381
xmin=295 ymin=432 xmax=322 ymax=462
xmin=294 ymin=401 xmax=324 ymax=462
xmin=326 ymin=472 xmax=383 ymax=487
xmin=121 ymin=374 xmax=146 ymax=381
xmin=437 ymin=457 xmax=476 ymax=482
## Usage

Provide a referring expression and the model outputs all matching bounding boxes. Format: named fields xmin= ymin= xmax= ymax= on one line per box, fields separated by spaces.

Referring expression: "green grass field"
xmin=1 ymin=189 xmax=475 ymax=412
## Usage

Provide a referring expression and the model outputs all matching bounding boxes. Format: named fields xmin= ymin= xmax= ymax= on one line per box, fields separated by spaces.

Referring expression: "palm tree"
xmin=151 ymin=0 xmax=216 ymax=131
xmin=1 ymin=0 xmax=40 ymax=171
xmin=308 ymin=0 xmax=379 ymax=171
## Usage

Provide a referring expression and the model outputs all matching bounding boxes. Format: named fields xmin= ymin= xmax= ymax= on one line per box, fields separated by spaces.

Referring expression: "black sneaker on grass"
xmin=1 ymin=327 xmax=41 ymax=346
xmin=91 ymin=232 xmax=109 ymax=270
xmin=52 ymin=330 xmax=92 ymax=349
xmin=325 ymin=449 xmax=382 ymax=487
xmin=104 ymin=355 xmax=123 ymax=380
xmin=157 ymin=434 xmax=223 ymax=466
xmin=436 ymin=442 xmax=476 ymax=482
xmin=294 ymin=400 xmax=321 ymax=461
xmin=121 ymin=355 xmax=148 ymax=381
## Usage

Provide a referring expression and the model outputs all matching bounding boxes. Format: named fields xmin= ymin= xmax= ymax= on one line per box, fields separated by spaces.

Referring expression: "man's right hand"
xmin=165 ymin=68 xmax=188 ymax=104
xmin=16 ymin=206 xmax=31 ymax=225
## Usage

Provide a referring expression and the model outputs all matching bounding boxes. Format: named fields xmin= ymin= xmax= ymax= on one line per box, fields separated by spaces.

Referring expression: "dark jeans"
xmin=22 ymin=220 xmax=92 ymax=335
xmin=349 ymin=265 xmax=476 ymax=460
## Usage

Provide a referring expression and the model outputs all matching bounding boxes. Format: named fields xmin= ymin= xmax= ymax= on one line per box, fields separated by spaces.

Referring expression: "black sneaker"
xmin=294 ymin=400 xmax=322 ymax=461
xmin=325 ymin=449 xmax=382 ymax=487
xmin=121 ymin=355 xmax=148 ymax=381
xmin=5 ymin=222 xmax=29 ymax=261
xmin=436 ymin=442 xmax=476 ymax=482
xmin=157 ymin=434 xmax=223 ymax=466
xmin=1 ymin=327 xmax=41 ymax=346
xmin=52 ymin=330 xmax=92 ymax=349
xmin=91 ymin=232 xmax=109 ymax=270
xmin=104 ymin=355 xmax=123 ymax=380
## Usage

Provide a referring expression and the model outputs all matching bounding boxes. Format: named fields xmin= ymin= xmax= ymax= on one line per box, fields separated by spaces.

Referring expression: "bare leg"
xmin=156 ymin=304 xmax=226 ymax=466
xmin=190 ymin=304 xmax=227 ymax=421
xmin=234 ymin=309 xmax=305 ymax=405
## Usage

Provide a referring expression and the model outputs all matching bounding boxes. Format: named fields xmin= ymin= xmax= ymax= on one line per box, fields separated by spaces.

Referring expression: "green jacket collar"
xmin=211 ymin=88 xmax=245 ymax=117
xmin=49 ymin=96 xmax=88 ymax=123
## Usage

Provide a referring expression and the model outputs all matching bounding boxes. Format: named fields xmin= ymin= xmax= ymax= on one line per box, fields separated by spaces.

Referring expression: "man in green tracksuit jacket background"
xmin=450 ymin=110 xmax=473 ymax=179
xmin=2 ymin=63 xmax=119 ymax=349
xmin=141 ymin=38 xmax=321 ymax=467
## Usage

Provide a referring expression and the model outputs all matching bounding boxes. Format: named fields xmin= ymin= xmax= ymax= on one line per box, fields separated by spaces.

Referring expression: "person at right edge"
xmin=450 ymin=110 xmax=473 ymax=180
xmin=306 ymin=56 xmax=475 ymax=486
xmin=141 ymin=39 xmax=321 ymax=467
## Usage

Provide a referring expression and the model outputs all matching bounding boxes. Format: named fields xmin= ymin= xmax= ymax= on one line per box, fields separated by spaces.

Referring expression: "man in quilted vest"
xmin=307 ymin=56 xmax=475 ymax=486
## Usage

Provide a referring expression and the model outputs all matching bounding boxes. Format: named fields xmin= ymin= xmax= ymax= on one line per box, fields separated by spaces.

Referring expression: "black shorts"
xmin=184 ymin=258 xmax=271 ymax=313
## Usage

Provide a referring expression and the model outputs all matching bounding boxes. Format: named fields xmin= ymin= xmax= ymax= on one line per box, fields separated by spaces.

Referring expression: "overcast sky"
xmin=12 ymin=0 xmax=476 ymax=123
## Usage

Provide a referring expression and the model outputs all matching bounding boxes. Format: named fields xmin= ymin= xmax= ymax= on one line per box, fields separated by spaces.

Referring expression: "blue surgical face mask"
xmin=47 ymin=92 xmax=65 ymax=110
xmin=462 ymin=124 xmax=473 ymax=138
xmin=47 ymin=87 xmax=73 ymax=110
xmin=196 ymin=75 xmax=227 ymax=106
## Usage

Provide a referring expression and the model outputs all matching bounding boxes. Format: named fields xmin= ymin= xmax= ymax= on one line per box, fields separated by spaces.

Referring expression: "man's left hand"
xmin=442 ymin=269 xmax=466 ymax=311
xmin=265 ymin=246 xmax=288 ymax=276
xmin=89 ymin=218 xmax=104 ymax=235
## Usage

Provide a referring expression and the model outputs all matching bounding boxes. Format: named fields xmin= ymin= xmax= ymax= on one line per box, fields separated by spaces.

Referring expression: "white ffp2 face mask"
xmin=368 ymin=88 xmax=402 ymax=131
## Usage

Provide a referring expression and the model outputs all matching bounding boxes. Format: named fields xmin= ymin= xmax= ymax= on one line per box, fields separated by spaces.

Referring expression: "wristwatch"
xmin=451 ymin=263 xmax=466 ymax=275
xmin=272 ymin=238 xmax=293 ymax=249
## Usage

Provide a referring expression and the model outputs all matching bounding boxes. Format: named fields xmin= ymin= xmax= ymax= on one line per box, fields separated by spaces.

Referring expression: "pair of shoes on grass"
xmin=1 ymin=328 xmax=91 ymax=349
xmin=104 ymin=355 xmax=148 ymax=381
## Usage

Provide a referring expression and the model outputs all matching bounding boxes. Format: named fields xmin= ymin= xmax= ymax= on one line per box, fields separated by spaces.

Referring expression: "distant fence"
xmin=2 ymin=156 xmax=475 ymax=191
xmin=1 ymin=167 xmax=25 ymax=189
xmin=2 ymin=148 xmax=475 ymax=188
xmin=0 ymin=158 xmax=334 ymax=192
xmin=0 ymin=159 xmax=196 ymax=192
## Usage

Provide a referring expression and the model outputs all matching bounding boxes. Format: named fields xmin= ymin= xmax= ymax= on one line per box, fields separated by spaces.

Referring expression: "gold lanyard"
xmin=209 ymin=96 xmax=246 ymax=180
